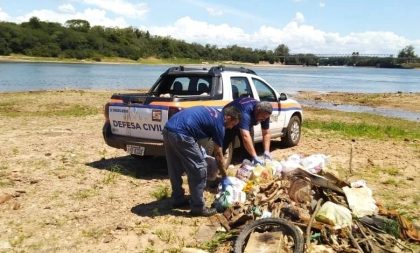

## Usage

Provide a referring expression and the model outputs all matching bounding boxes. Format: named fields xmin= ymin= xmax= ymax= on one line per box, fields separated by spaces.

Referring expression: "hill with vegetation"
xmin=0 ymin=17 xmax=418 ymax=67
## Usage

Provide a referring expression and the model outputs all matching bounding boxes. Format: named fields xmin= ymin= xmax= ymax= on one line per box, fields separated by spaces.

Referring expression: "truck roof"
xmin=162 ymin=65 xmax=258 ymax=77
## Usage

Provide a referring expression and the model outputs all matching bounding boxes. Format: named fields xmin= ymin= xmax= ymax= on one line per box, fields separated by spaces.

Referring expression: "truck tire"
xmin=280 ymin=115 xmax=301 ymax=147
xmin=234 ymin=218 xmax=304 ymax=253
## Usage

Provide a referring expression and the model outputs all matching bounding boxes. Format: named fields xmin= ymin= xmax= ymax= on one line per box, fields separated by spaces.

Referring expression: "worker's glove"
xmin=252 ymin=156 xmax=264 ymax=165
xmin=220 ymin=177 xmax=231 ymax=191
xmin=263 ymin=151 xmax=272 ymax=161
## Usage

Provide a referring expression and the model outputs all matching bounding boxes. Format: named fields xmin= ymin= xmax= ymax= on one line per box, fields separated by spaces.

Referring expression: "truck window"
xmin=168 ymin=76 xmax=212 ymax=96
xmin=252 ymin=78 xmax=277 ymax=102
xmin=196 ymin=78 xmax=210 ymax=95
xmin=170 ymin=77 xmax=189 ymax=94
xmin=231 ymin=77 xmax=253 ymax=99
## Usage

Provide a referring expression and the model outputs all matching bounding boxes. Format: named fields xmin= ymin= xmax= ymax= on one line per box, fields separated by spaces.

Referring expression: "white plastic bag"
xmin=280 ymin=154 xmax=303 ymax=173
xmin=343 ymin=186 xmax=378 ymax=218
xmin=301 ymin=154 xmax=329 ymax=174
xmin=218 ymin=176 xmax=246 ymax=191
xmin=215 ymin=184 xmax=246 ymax=207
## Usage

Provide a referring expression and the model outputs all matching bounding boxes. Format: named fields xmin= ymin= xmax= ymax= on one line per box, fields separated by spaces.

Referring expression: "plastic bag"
xmin=250 ymin=165 xmax=272 ymax=183
xmin=236 ymin=161 xmax=254 ymax=181
xmin=265 ymin=160 xmax=283 ymax=178
xmin=315 ymin=201 xmax=352 ymax=229
xmin=280 ymin=154 xmax=303 ymax=173
xmin=218 ymin=176 xmax=246 ymax=190
xmin=343 ymin=186 xmax=378 ymax=218
xmin=214 ymin=190 xmax=231 ymax=212
xmin=301 ymin=154 xmax=329 ymax=174
xmin=214 ymin=184 xmax=246 ymax=211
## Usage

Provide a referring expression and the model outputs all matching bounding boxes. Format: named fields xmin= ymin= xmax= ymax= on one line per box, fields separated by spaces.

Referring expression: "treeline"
xmin=0 ymin=17 xmax=418 ymax=67
xmin=0 ymin=17 xmax=277 ymax=63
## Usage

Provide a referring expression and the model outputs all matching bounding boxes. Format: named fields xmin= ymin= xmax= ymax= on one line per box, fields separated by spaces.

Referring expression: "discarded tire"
xmin=234 ymin=218 xmax=304 ymax=253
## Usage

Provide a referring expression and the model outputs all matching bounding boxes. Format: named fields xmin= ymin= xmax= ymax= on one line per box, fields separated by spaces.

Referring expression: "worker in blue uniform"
xmin=162 ymin=106 xmax=241 ymax=216
xmin=224 ymin=97 xmax=273 ymax=165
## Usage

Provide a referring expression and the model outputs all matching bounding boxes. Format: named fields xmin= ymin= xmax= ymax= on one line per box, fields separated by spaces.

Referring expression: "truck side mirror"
xmin=279 ymin=93 xmax=287 ymax=101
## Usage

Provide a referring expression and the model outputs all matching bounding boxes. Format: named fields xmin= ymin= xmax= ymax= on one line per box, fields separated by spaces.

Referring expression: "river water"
xmin=1 ymin=62 xmax=419 ymax=120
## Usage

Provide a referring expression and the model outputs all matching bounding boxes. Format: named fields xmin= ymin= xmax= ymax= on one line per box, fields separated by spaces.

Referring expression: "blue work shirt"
xmin=224 ymin=97 xmax=269 ymax=131
xmin=165 ymin=106 xmax=225 ymax=146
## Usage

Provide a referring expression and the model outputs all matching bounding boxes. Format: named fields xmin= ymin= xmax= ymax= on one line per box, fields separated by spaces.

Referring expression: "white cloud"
xmin=293 ymin=12 xmax=305 ymax=24
xmin=82 ymin=0 xmax=148 ymax=18
xmin=15 ymin=8 xmax=128 ymax=27
xmin=0 ymin=7 xmax=10 ymax=20
xmin=320 ymin=1 xmax=326 ymax=8
xmin=144 ymin=13 xmax=420 ymax=55
xmin=146 ymin=16 xmax=251 ymax=46
xmin=58 ymin=4 xmax=76 ymax=13
xmin=206 ymin=7 xmax=223 ymax=16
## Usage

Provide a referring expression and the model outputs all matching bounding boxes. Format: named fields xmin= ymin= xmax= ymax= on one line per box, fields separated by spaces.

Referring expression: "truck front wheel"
xmin=280 ymin=115 xmax=301 ymax=147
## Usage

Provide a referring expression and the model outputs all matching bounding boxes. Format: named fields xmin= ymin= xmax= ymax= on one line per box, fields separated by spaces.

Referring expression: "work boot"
xmin=190 ymin=207 xmax=217 ymax=217
xmin=172 ymin=197 xmax=190 ymax=209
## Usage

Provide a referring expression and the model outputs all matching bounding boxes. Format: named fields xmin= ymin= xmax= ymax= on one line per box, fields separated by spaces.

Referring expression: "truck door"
xmin=251 ymin=78 xmax=283 ymax=139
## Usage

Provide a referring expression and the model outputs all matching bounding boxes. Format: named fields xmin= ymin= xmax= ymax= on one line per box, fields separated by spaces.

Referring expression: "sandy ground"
xmin=0 ymin=90 xmax=419 ymax=252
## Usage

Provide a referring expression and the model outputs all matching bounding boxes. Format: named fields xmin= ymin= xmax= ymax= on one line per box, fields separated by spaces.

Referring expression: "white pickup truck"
xmin=103 ymin=66 xmax=303 ymax=165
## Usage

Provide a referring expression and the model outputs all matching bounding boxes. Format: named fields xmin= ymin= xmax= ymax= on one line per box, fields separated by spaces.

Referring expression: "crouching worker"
xmin=224 ymin=97 xmax=273 ymax=165
xmin=162 ymin=106 xmax=241 ymax=216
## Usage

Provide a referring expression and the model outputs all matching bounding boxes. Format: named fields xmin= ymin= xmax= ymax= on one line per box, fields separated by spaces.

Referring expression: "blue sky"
xmin=0 ymin=0 xmax=419 ymax=55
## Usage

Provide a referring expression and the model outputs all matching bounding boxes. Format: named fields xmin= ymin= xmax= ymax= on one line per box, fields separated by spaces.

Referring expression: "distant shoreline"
xmin=0 ymin=55 xmax=287 ymax=68
xmin=2 ymin=55 xmax=419 ymax=69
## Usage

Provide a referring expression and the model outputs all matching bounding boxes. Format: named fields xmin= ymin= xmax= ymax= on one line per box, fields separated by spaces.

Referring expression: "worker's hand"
xmin=252 ymin=156 xmax=264 ymax=165
xmin=220 ymin=177 xmax=231 ymax=191
xmin=263 ymin=151 xmax=272 ymax=161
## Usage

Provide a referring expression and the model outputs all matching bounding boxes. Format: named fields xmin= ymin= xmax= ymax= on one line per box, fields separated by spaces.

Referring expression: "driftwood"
xmin=305 ymin=198 xmax=323 ymax=248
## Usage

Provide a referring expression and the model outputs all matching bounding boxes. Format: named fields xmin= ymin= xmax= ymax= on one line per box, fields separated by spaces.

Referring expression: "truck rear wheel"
xmin=280 ymin=115 xmax=301 ymax=147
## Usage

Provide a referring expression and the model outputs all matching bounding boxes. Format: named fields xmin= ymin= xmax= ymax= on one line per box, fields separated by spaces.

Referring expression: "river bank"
xmin=295 ymin=91 xmax=420 ymax=113
xmin=0 ymin=90 xmax=418 ymax=252
xmin=0 ymin=54 xmax=285 ymax=67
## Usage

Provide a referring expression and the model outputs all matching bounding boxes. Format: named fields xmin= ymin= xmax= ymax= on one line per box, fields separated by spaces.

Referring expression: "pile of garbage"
xmin=211 ymin=154 xmax=419 ymax=253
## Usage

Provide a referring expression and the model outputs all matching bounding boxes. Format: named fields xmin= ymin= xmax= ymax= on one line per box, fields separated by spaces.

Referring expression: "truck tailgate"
xmin=109 ymin=104 xmax=168 ymax=141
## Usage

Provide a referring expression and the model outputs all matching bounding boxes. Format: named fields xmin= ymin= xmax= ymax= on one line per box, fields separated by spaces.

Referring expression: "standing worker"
xmin=162 ymin=106 xmax=241 ymax=216
xmin=224 ymin=97 xmax=273 ymax=165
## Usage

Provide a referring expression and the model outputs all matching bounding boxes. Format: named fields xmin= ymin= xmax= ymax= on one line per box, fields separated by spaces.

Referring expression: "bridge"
xmin=288 ymin=52 xmax=394 ymax=58
xmin=313 ymin=53 xmax=394 ymax=58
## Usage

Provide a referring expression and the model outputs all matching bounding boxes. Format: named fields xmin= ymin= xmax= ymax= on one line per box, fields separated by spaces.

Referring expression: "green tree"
xmin=0 ymin=38 xmax=11 ymax=55
xmin=398 ymin=45 xmax=417 ymax=63
xmin=27 ymin=17 xmax=42 ymax=29
xmin=65 ymin=19 xmax=91 ymax=32
xmin=274 ymin=44 xmax=289 ymax=63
